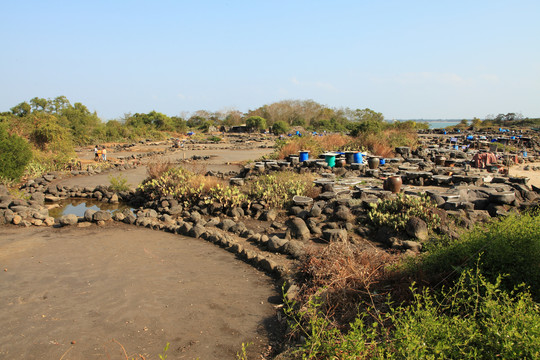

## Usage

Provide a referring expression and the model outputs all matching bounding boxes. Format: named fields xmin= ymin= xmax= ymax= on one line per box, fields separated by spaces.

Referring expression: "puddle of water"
xmin=48 ymin=199 xmax=135 ymax=219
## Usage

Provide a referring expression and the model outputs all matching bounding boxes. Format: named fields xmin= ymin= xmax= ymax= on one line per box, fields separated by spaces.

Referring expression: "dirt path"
xmin=61 ymin=146 xmax=274 ymax=190
xmin=0 ymin=223 xmax=281 ymax=359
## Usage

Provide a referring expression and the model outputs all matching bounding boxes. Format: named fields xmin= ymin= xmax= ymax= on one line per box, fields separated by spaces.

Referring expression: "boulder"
xmin=188 ymin=224 xmax=206 ymax=238
xmin=12 ymin=214 xmax=22 ymax=225
xmin=334 ymin=205 xmax=353 ymax=222
xmin=267 ymin=236 xmax=288 ymax=252
xmin=282 ymin=240 xmax=306 ymax=258
xmin=30 ymin=192 xmax=45 ymax=205
xmin=109 ymin=193 xmax=119 ymax=203
xmin=93 ymin=210 xmax=112 ymax=222
xmin=405 ymin=217 xmax=429 ymax=241
xmin=113 ymin=212 xmax=125 ymax=222
xmin=219 ymin=219 xmax=236 ymax=232
xmin=402 ymin=240 xmax=422 ymax=252
xmin=59 ymin=214 xmax=78 ymax=226
xmin=84 ymin=209 xmax=96 ymax=222
xmin=285 ymin=217 xmax=311 ymax=241
xmin=322 ymin=229 xmax=348 ymax=242
xmin=310 ymin=204 xmax=322 ymax=218
xmin=260 ymin=209 xmax=278 ymax=222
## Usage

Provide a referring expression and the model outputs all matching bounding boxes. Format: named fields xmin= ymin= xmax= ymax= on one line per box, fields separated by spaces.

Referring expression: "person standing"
xmin=94 ymin=145 xmax=99 ymax=161
xmin=102 ymin=146 xmax=107 ymax=161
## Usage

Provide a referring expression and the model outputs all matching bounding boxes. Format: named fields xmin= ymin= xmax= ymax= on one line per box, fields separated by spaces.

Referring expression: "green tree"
xmin=272 ymin=121 xmax=290 ymax=135
xmin=59 ymin=102 xmax=101 ymax=144
xmin=171 ymin=116 xmax=187 ymax=133
xmin=353 ymin=108 xmax=384 ymax=122
xmin=10 ymin=102 xmax=31 ymax=117
xmin=0 ymin=124 xmax=33 ymax=181
xmin=29 ymin=97 xmax=49 ymax=112
xmin=471 ymin=117 xmax=482 ymax=129
xmin=245 ymin=116 xmax=267 ymax=132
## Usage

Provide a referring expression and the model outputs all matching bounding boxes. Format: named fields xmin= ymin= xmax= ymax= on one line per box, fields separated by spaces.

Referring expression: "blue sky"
xmin=1 ymin=0 xmax=539 ymax=120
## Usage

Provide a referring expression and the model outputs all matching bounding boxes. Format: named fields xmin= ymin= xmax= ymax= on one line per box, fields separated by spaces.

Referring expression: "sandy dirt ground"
xmin=0 ymin=223 xmax=281 ymax=360
xmin=62 ymin=146 xmax=274 ymax=190
xmin=508 ymin=162 xmax=540 ymax=188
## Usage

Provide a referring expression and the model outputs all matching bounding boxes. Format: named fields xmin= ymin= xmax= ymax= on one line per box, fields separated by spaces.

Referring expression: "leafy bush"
xmin=245 ymin=172 xmax=316 ymax=208
xmin=272 ymin=121 xmax=290 ymax=135
xmin=0 ymin=124 xmax=33 ymax=181
xmin=409 ymin=212 xmax=540 ymax=300
xmin=207 ymin=135 xmax=222 ymax=143
xmin=138 ymin=167 xmax=246 ymax=208
xmin=245 ymin=116 xmax=267 ymax=132
xmin=368 ymin=194 xmax=440 ymax=232
xmin=108 ymin=174 xmax=130 ymax=192
xmin=285 ymin=269 xmax=540 ymax=359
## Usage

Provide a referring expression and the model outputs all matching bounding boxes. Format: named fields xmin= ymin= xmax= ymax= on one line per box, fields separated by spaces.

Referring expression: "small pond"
xmin=48 ymin=199 xmax=135 ymax=219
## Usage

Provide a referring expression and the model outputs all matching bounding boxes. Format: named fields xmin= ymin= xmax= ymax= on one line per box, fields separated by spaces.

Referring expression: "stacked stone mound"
xmin=0 ymin=185 xmax=54 ymax=227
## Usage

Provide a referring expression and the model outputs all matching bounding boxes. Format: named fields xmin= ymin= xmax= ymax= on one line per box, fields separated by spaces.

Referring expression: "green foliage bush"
xmin=108 ymin=174 xmax=130 ymax=192
xmin=207 ymin=135 xmax=222 ymax=143
xmin=410 ymin=212 xmax=540 ymax=300
xmin=137 ymin=167 xmax=247 ymax=208
xmin=245 ymin=116 xmax=267 ymax=132
xmin=368 ymin=194 xmax=440 ymax=232
xmin=245 ymin=172 xmax=315 ymax=209
xmin=272 ymin=121 xmax=290 ymax=135
xmin=285 ymin=269 xmax=540 ymax=359
xmin=0 ymin=124 xmax=33 ymax=181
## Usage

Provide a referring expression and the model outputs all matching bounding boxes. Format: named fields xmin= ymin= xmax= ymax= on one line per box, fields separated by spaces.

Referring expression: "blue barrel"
xmin=353 ymin=152 xmax=363 ymax=164
xmin=467 ymin=135 xmax=474 ymax=140
xmin=379 ymin=158 xmax=386 ymax=165
xmin=299 ymin=151 xmax=309 ymax=162
xmin=454 ymin=145 xmax=459 ymax=150
xmin=523 ymin=151 xmax=528 ymax=157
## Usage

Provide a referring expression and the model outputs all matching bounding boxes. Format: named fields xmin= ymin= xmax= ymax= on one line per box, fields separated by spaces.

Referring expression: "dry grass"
xmin=276 ymin=134 xmax=353 ymax=159
xmin=188 ymin=173 xmax=227 ymax=192
xmin=183 ymin=161 xmax=208 ymax=175
xmin=296 ymin=242 xmax=399 ymax=326
xmin=357 ymin=128 xmax=418 ymax=157
xmin=146 ymin=157 xmax=174 ymax=179
xmin=319 ymin=134 xmax=351 ymax=151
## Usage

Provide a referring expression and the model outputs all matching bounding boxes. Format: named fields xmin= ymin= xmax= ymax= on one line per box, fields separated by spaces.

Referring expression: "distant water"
xmin=396 ymin=119 xmax=464 ymax=129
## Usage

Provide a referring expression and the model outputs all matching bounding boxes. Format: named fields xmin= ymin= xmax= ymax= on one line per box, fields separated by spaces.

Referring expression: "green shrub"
xmin=410 ymin=212 xmax=540 ymax=300
xmin=272 ymin=121 xmax=290 ymax=135
xmin=207 ymin=135 xmax=222 ymax=143
xmin=137 ymin=167 xmax=247 ymax=208
xmin=108 ymin=174 xmax=130 ymax=192
xmin=245 ymin=116 xmax=267 ymax=132
xmin=368 ymin=194 xmax=440 ymax=232
xmin=285 ymin=269 xmax=540 ymax=359
xmin=245 ymin=172 xmax=315 ymax=209
xmin=0 ymin=124 xmax=33 ymax=181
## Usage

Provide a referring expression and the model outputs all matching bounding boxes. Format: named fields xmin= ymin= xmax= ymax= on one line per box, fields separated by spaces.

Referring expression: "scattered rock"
xmin=285 ymin=217 xmax=311 ymax=241
xmin=59 ymin=214 xmax=78 ymax=226
xmin=405 ymin=217 xmax=429 ymax=241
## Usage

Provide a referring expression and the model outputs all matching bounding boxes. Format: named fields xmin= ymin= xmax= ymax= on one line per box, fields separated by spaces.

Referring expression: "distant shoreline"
xmin=395 ymin=119 xmax=463 ymax=129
